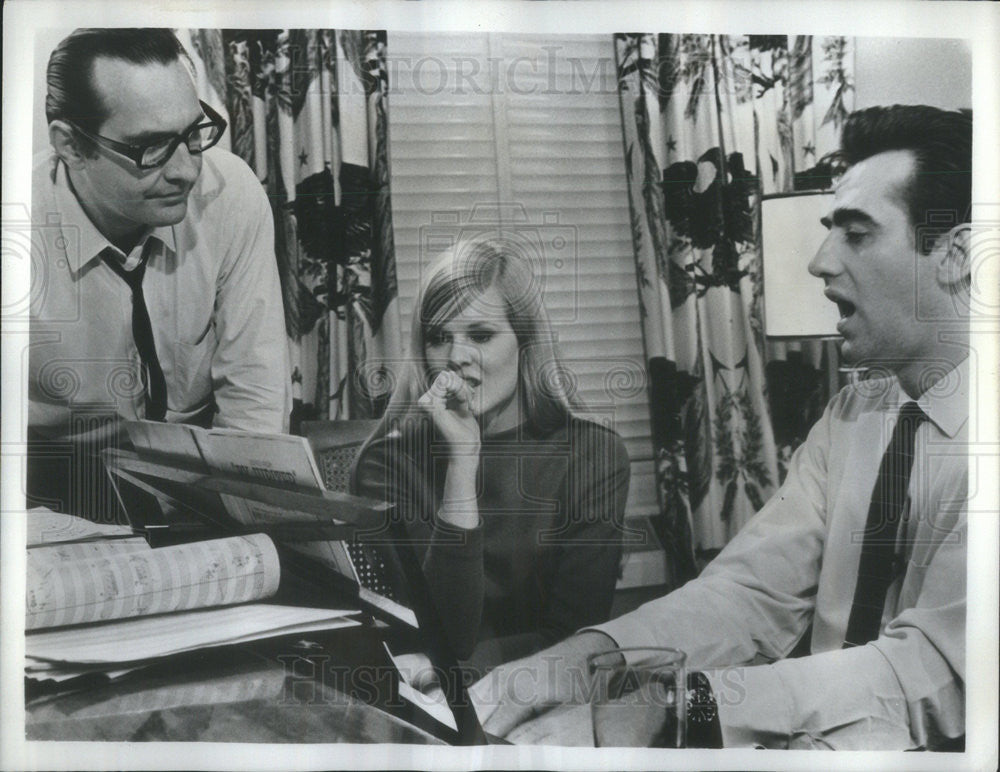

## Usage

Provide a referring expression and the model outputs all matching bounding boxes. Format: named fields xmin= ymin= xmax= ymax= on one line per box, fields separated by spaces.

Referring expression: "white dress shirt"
xmin=591 ymin=360 xmax=968 ymax=749
xmin=29 ymin=147 xmax=291 ymax=441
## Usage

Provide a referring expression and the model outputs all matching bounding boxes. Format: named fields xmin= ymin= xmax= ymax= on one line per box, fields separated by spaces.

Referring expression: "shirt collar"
xmin=51 ymin=157 xmax=176 ymax=272
xmin=884 ymin=356 xmax=969 ymax=439
xmin=916 ymin=355 xmax=969 ymax=438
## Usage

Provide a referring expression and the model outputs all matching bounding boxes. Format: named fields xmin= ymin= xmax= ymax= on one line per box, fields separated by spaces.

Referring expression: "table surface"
xmin=26 ymin=621 xmax=449 ymax=744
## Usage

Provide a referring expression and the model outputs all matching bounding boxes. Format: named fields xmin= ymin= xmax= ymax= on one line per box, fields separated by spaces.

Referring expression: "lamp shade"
xmin=761 ymin=191 xmax=840 ymax=338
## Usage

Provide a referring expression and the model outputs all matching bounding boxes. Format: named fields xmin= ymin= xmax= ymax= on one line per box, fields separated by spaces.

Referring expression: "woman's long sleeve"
xmin=351 ymin=430 xmax=485 ymax=658
xmin=539 ymin=421 xmax=630 ymax=645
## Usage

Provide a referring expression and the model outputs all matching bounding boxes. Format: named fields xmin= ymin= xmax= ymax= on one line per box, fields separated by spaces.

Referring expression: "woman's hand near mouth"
xmin=419 ymin=370 xmax=482 ymax=530
xmin=419 ymin=370 xmax=482 ymax=459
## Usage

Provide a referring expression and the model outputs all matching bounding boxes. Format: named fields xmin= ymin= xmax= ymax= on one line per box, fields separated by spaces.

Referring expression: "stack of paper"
xmin=24 ymin=508 xmax=360 ymax=683
xmin=26 ymin=604 xmax=360 ymax=682
xmin=27 ymin=507 xmax=138 ymax=545
xmin=27 ymin=527 xmax=281 ymax=631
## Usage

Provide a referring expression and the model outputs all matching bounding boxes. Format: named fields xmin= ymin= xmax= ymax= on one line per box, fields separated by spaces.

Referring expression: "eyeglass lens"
xmin=140 ymin=123 xmax=222 ymax=167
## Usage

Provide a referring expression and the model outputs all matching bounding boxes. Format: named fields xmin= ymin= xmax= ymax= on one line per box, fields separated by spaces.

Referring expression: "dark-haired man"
xmin=471 ymin=104 xmax=972 ymax=750
xmin=28 ymin=29 xmax=290 ymax=518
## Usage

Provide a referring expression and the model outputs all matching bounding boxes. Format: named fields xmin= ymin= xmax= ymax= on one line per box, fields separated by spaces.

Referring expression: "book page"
xmin=360 ymin=587 xmax=419 ymax=628
xmin=385 ymin=644 xmax=458 ymax=730
xmin=216 ymin=493 xmax=345 ymax=530
xmin=26 ymin=508 xmax=135 ymax=546
xmin=26 ymin=533 xmax=280 ymax=631
xmin=25 ymin=657 xmax=141 ymax=684
xmin=194 ymin=430 xmax=327 ymax=490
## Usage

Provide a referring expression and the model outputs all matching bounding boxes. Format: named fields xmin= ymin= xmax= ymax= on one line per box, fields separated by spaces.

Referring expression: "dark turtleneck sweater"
xmin=351 ymin=413 xmax=630 ymax=673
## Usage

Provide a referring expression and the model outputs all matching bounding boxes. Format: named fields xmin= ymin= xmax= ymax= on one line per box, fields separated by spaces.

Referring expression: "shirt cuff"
xmin=701 ymin=665 xmax=793 ymax=749
xmin=583 ymin=615 xmax=663 ymax=664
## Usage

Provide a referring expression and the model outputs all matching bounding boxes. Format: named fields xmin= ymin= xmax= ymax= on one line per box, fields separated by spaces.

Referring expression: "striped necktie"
xmin=101 ymin=247 xmax=167 ymax=421
xmin=843 ymin=401 xmax=927 ymax=648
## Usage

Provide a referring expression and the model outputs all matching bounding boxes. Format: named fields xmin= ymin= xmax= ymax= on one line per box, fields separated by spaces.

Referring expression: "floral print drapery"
xmin=615 ymin=34 xmax=854 ymax=585
xmin=182 ymin=29 xmax=402 ymax=423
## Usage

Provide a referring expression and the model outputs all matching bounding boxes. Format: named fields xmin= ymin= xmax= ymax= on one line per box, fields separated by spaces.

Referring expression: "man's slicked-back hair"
xmin=838 ymin=104 xmax=972 ymax=254
xmin=46 ymin=28 xmax=190 ymax=135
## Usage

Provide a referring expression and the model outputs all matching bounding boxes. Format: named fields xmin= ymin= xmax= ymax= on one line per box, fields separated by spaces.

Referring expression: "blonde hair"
xmin=382 ymin=237 xmax=584 ymax=434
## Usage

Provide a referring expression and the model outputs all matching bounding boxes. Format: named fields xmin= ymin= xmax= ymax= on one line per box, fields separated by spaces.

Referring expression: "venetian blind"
xmin=387 ymin=33 xmax=663 ymax=582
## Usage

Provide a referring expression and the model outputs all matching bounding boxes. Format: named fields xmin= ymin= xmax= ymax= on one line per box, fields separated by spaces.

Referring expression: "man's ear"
xmin=936 ymin=224 xmax=972 ymax=292
xmin=49 ymin=120 xmax=89 ymax=170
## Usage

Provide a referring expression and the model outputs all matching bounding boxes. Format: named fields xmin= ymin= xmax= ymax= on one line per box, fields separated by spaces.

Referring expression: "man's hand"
xmin=469 ymin=630 xmax=618 ymax=740
xmin=502 ymin=688 xmax=679 ymax=747
xmin=505 ymin=703 xmax=593 ymax=746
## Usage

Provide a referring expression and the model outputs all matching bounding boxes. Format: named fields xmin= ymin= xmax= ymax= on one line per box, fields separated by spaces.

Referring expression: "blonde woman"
xmin=352 ymin=239 xmax=630 ymax=675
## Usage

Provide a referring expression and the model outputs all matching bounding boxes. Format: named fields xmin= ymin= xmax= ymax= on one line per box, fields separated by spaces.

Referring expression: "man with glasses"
xmin=28 ymin=28 xmax=290 ymax=519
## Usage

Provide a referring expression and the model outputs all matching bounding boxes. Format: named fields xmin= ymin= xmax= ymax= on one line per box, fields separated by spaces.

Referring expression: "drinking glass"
xmin=587 ymin=647 xmax=686 ymax=748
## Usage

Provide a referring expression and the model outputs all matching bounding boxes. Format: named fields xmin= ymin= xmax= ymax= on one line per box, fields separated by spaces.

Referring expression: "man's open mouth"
xmin=836 ymin=299 xmax=856 ymax=320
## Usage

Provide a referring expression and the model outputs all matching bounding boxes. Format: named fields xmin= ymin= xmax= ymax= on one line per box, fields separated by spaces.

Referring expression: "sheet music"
xmin=26 ymin=603 xmax=359 ymax=664
xmin=26 ymin=508 xmax=135 ymax=546
xmin=27 ymin=538 xmax=150 ymax=570
xmin=194 ymin=430 xmax=327 ymax=489
xmin=216 ymin=493 xmax=360 ymax=584
xmin=26 ymin=533 xmax=281 ymax=630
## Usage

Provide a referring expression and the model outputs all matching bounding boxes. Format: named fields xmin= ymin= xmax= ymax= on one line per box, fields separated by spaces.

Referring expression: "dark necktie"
xmin=101 ymin=247 xmax=167 ymax=421
xmin=843 ymin=401 xmax=927 ymax=648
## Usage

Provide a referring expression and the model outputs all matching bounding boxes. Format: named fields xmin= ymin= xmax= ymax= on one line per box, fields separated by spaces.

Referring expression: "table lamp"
xmin=760 ymin=191 xmax=839 ymax=339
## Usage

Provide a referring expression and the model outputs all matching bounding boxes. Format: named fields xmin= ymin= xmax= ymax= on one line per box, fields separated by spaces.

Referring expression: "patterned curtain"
xmin=180 ymin=29 xmax=402 ymax=425
xmin=614 ymin=34 xmax=854 ymax=585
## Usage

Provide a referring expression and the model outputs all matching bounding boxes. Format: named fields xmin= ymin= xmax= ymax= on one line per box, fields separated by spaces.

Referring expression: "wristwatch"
xmin=685 ymin=671 xmax=724 ymax=748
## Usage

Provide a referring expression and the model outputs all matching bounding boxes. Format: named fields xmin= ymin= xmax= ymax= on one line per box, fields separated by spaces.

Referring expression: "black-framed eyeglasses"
xmin=69 ymin=100 xmax=228 ymax=170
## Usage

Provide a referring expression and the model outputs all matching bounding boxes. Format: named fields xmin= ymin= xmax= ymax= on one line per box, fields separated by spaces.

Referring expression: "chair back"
xmin=300 ymin=419 xmax=379 ymax=493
